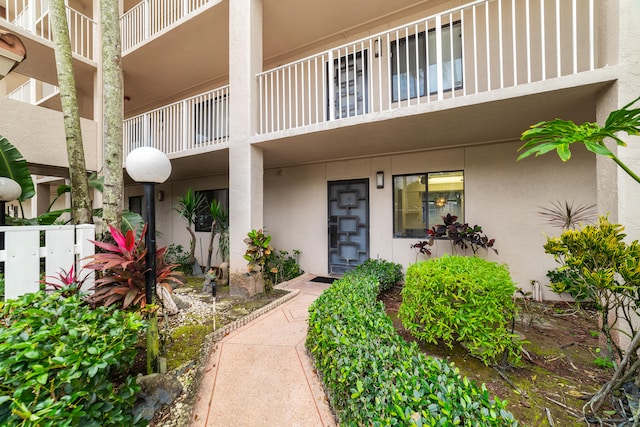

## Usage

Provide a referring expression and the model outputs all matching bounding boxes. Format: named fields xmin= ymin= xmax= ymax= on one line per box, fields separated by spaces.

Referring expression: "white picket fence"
xmin=0 ymin=224 xmax=95 ymax=301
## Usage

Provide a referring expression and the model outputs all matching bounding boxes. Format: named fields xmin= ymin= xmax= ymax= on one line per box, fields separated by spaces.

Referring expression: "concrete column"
xmin=595 ymin=0 xmax=640 ymax=240
xmin=228 ymin=0 xmax=264 ymax=295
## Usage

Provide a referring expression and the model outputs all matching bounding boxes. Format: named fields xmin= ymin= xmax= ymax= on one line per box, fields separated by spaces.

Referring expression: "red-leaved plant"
xmin=41 ymin=265 xmax=91 ymax=296
xmin=84 ymin=225 xmax=184 ymax=309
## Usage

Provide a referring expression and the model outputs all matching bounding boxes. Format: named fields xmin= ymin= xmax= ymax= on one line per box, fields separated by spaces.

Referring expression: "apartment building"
xmin=0 ymin=0 xmax=637 ymax=298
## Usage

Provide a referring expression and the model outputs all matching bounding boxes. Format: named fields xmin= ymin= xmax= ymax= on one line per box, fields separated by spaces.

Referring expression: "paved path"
xmin=191 ymin=275 xmax=336 ymax=427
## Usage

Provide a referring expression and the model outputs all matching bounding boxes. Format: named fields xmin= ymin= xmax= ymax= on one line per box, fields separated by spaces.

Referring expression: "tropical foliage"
xmin=307 ymin=263 xmax=517 ymax=425
xmin=84 ymin=225 xmax=184 ymax=309
xmin=0 ymin=290 xmax=145 ymax=426
xmin=518 ymin=95 xmax=640 ymax=184
xmin=175 ymin=189 xmax=205 ymax=273
xmin=399 ymin=255 xmax=521 ymax=366
xmin=243 ymin=229 xmax=273 ymax=273
xmin=412 ymin=213 xmax=497 ymax=257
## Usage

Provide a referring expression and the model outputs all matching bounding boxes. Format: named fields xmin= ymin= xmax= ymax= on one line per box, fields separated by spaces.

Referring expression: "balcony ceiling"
xmin=123 ymin=0 xmax=441 ymax=115
xmin=256 ymin=76 xmax=616 ymax=170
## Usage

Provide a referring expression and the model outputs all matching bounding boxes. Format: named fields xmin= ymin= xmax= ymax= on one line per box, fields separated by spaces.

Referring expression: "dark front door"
xmin=328 ymin=179 xmax=369 ymax=275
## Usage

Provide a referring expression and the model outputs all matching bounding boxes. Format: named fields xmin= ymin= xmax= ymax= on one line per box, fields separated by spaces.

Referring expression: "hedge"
xmin=306 ymin=265 xmax=517 ymax=426
xmin=0 ymin=290 xmax=146 ymax=426
xmin=399 ymin=255 xmax=521 ymax=366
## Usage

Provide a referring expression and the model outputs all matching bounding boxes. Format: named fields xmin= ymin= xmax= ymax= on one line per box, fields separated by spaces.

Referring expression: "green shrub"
xmin=0 ymin=290 xmax=146 ymax=426
xmin=353 ymin=258 xmax=403 ymax=292
xmin=307 ymin=267 xmax=517 ymax=426
xmin=546 ymin=267 xmax=589 ymax=301
xmin=164 ymin=244 xmax=192 ymax=274
xmin=399 ymin=255 xmax=521 ymax=365
xmin=264 ymin=249 xmax=304 ymax=289
xmin=544 ymin=217 xmax=640 ymax=362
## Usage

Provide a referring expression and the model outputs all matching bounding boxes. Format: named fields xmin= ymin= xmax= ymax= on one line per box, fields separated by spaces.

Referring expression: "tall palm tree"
xmin=101 ymin=0 xmax=124 ymax=230
xmin=49 ymin=0 xmax=92 ymax=224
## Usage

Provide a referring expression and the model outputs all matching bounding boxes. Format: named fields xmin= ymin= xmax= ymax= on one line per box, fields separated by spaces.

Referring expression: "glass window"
xmin=393 ymin=171 xmax=464 ymax=238
xmin=391 ymin=21 xmax=463 ymax=102
xmin=195 ymin=189 xmax=229 ymax=232
xmin=129 ymin=195 xmax=145 ymax=219
xmin=327 ymin=50 xmax=369 ymax=119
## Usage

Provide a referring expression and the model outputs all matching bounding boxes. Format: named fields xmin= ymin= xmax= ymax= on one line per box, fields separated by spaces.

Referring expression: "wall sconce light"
xmin=157 ymin=190 xmax=164 ymax=201
xmin=376 ymin=171 xmax=384 ymax=189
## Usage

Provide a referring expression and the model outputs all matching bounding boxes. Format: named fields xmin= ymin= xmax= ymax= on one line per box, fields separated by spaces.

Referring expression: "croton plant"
xmin=84 ymin=225 xmax=184 ymax=309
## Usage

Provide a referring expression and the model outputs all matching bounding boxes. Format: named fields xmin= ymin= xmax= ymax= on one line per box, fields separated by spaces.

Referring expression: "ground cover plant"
xmin=0 ymin=290 xmax=145 ymax=426
xmin=399 ymin=255 xmax=522 ymax=366
xmin=306 ymin=262 xmax=517 ymax=426
xmin=382 ymin=285 xmax=611 ymax=426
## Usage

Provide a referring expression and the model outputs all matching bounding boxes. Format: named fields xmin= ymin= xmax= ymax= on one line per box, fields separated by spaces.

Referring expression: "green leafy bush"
xmin=544 ymin=217 xmax=640 ymax=362
xmin=164 ymin=244 xmax=191 ymax=274
xmin=264 ymin=249 xmax=304 ymax=289
xmin=0 ymin=290 xmax=146 ymax=426
xmin=353 ymin=258 xmax=403 ymax=292
xmin=546 ymin=267 xmax=589 ymax=301
xmin=399 ymin=255 xmax=521 ymax=365
xmin=307 ymin=267 xmax=517 ymax=426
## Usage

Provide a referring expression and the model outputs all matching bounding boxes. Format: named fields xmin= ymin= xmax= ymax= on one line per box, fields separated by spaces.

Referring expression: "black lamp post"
xmin=125 ymin=147 xmax=171 ymax=374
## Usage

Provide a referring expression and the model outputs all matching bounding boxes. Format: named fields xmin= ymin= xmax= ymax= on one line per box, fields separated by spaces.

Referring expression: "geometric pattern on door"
xmin=328 ymin=179 xmax=369 ymax=275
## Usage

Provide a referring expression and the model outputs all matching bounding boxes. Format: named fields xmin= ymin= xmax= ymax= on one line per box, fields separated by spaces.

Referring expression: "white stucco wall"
xmin=263 ymin=140 xmax=597 ymax=299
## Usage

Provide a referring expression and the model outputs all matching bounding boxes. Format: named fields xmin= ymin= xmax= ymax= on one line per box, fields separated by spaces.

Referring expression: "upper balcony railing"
xmin=1 ymin=0 xmax=95 ymax=60
xmin=8 ymin=78 xmax=59 ymax=105
xmin=123 ymin=85 xmax=229 ymax=156
xmin=257 ymin=0 xmax=596 ymax=135
xmin=120 ymin=0 xmax=215 ymax=53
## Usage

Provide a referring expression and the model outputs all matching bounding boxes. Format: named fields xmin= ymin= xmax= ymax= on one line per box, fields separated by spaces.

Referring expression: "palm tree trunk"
xmin=101 ymin=0 xmax=124 ymax=230
xmin=49 ymin=0 xmax=92 ymax=224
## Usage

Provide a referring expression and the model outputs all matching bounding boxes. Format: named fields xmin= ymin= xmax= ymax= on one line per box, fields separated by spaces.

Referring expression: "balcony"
xmin=257 ymin=0 xmax=597 ymax=135
xmin=0 ymin=0 xmax=95 ymax=61
xmin=120 ymin=0 xmax=219 ymax=53
xmin=123 ymin=85 xmax=229 ymax=157
xmin=125 ymin=0 xmax=611 ymax=167
xmin=8 ymin=77 xmax=59 ymax=106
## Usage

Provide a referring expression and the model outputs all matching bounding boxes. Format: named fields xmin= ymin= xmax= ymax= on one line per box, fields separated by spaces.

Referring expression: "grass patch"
xmin=166 ymin=324 xmax=212 ymax=371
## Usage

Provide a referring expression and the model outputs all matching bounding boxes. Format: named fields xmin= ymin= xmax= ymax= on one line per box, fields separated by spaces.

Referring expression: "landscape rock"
xmin=133 ymin=373 xmax=183 ymax=421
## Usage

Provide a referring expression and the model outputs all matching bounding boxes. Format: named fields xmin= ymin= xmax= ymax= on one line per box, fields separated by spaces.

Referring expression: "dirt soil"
xmin=380 ymin=284 xmax=615 ymax=427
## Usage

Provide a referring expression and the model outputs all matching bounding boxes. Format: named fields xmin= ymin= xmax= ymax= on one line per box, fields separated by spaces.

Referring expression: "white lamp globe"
xmin=126 ymin=147 xmax=172 ymax=183
xmin=0 ymin=177 xmax=22 ymax=202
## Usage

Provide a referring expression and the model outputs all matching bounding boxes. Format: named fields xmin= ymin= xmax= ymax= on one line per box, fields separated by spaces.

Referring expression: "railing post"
xmin=435 ymin=15 xmax=444 ymax=100
xmin=328 ymin=50 xmax=335 ymax=121
xmin=144 ymin=0 xmax=150 ymax=39
xmin=182 ymin=99 xmax=190 ymax=151
xmin=75 ymin=224 xmax=95 ymax=293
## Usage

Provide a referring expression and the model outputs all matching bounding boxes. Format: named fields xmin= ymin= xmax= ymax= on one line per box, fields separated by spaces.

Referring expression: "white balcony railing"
xmin=123 ymin=85 xmax=229 ymax=156
xmin=1 ymin=0 xmax=95 ymax=60
xmin=257 ymin=0 xmax=596 ymax=134
xmin=8 ymin=79 xmax=59 ymax=104
xmin=120 ymin=0 xmax=215 ymax=53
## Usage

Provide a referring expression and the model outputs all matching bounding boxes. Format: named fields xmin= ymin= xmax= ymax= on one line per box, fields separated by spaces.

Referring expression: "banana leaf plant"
xmin=518 ymin=95 xmax=640 ymax=184
xmin=0 ymin=135 xmax=35 ymax=217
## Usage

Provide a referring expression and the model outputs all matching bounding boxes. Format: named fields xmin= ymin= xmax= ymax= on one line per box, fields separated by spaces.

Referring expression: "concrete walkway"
xmin=190 ymin=276 xmax=336 ymax=427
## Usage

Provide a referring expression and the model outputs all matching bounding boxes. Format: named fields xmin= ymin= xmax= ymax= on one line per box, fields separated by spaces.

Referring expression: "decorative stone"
xmin=171 ymin=294 xmax=191 ymax=311
xmin=229 ymin=272 xmax=264 ymax=297
xmin=133 ymin=373 xmax=183 ymax=421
